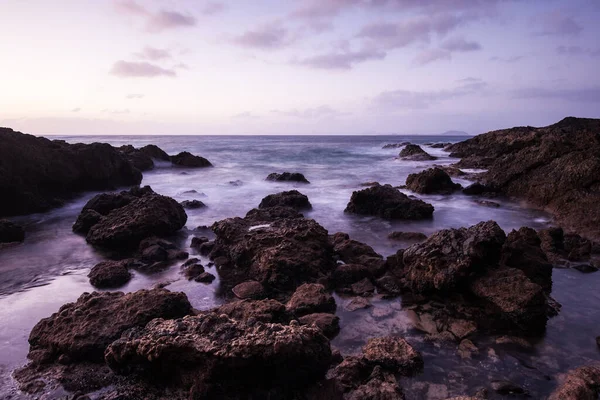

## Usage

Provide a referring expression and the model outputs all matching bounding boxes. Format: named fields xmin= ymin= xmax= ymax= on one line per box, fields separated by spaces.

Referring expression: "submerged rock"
xmin=0 ymin=219 xmax=25 ymax=243
xmin=258 ymin=190 xmax=312 ymax=210
xmin=344 ymin=184 xmax=434 ymax=220
xmin=0 ymin=128 xmax=142 ymax=217
xmin=548 ymin=365 xmax=600 ymax=400
xmin=266 ymin=172 xmax=310 ymax=183
xmin=88 ymin=260 xmax=132 ymax=288
xmin=170 ymin=151 xmax=212 ymax=168
xmin=104 ymin=312 xmax=332 ymax=399
xmin=405 ymin=167 xmax=462 ymax=194
xmin=399 ymin=144 xmax=437 ymax=161
xmin=180 ymin=199 xmax=206 ymax=209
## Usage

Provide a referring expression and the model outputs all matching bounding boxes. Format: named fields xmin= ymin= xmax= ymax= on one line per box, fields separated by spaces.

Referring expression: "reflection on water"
xmin=1 ymin=135 xmax=596 ymax=399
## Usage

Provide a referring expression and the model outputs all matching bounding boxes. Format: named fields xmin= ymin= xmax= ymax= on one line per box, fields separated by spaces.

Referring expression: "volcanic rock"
xmin=548 ymin=365 xmax=600 ymax=400
xmin=344 ymin=184 xmax=434 ymax=220
xmin=286 ymin=283 xmax=336 ymax=316
xmin=170 ymin=151 xmax=212 ymax=168
xmin=258 ymin=190 xmax=312 ymax=210
xmin=88 ymin=260 xmax=132 ymax=288
xmin=266 ymin=172 xmax=310 ymax=183
xmin=298 ymin=313 xmax=340 ymax=339
xmin=405 ymin=167 xmax=462 ymax=194
xmin=181 ymin=199 xmax=206 ymax=209
xmin=139 ymin=144 xmax=170 ymax=161
xmin=399 ymin=144 xmax=437 ymax=161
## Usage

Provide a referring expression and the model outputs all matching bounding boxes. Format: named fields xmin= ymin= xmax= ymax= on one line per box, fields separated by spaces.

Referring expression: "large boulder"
xmin=286 ymin=283 xmax=336 ymax=316
xmin=170 ymin=151 xmax=212 ymax=168
xmin=0 ymin=219 xmax=25 ymax=243
xmin=539 ymin=226 xmax=600 ymax=264
xmin=118 ymin=145 xmax=154 ymax=172
xmin=85 ymin=192 xmax=187 ymax=248
xmin=139 ymin=144 xmax=170 ymax=161
xmin=403 ymin=221 xmax=507 ymax=292
xmin=266 ymin=172 xmax=310 ymax=184
xmin=258 ymin=190 xmax=312 ymax=210
xmin=26 ymin=289 xmax=193 ymax=364
xmin=399 ymin=144 xmax=437 ymax=161
xmin=405 ymin=167 xmax=462 ymax=194
xmin=362 ymin=336 xmax=423 ymax=375
xmin=548 ymin=365 xmax=600 ymax=400
xmin=88 ymin=260 xmax=132 ymax=288
xmin=0 ymin=128 xmax=142 ymax=217
xmin=215 ymin=299 xmax=289 ymax=323
xmin=345 ymin=184 xmax=434 ymax=220
xmin=447 ymin=117 xmax=600 ymax=240
xmin=104 ymin=313 xmax=332 ymax=399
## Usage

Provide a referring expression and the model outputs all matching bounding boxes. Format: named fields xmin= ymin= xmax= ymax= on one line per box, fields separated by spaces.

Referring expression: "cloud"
xmin=271 ymin=105 xmax=347 ymax=119
xmin=489 ymin=55 xmax=526 ymax=63
xmin=173 ymin=63 xmax=190 ymax=69
xmin=114 ymin=0 xmax=148 ymax=16
xmin=373 ymin=81 xmax=487 ymax=109
xmin=102 ymin=108 xmax=130 ymax=114
xmin=456 ymin=77 xmax=482 ymax=83
xmin=71 ymin=107 xmax=81 ymax=113
xmin=110 ymin=61 xmax=176 ymax=78
xmin=295 ymin=47 xmax=386 ymax=69
xmin=513 ymin=87 xmax=600 ymax=103
xmin=413 ymin=48 xmax=452 ymax=65
xmin=232 ymin=23 xmax=291 ymax=49
xmin=114 ymin=1 xmax=197 ymax=33
xmin=441 ymin=37 xmax=482 ymax=52
xmin=534 ymin=11 xmax=582 ymax=36
xmin=232 ymin=112 xmax=260 ymax=119
xmin=135 ymin=46 xmax=171 ymax=61
xmin=556 ymin=45 xmax=600 ymax=57
xmin=126 ymin=94 xmax=145 ymax=99
xmin=202 ymin=2 xmax=226 ymax=15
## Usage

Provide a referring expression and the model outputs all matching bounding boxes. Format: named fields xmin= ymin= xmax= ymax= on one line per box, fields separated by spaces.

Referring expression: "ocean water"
xmin=0 ymin=135 xmax=598 ymax=399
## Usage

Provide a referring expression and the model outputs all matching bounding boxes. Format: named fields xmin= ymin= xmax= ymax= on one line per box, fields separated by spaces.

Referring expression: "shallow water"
xmin=1 ymin=135 xmax=596 ymax=399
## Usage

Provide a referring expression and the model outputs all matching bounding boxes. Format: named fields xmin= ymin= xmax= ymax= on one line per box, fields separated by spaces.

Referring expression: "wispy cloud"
xmin=71 ymin=107 xmax=81 ymax=113
xmin=232 ymin=111 xmax=260 ymax=119
xmin=513 ymin=87 xmax=600 ymax=103
xmin=441 ymin=37 xmax=482 ymax=52
xmin=114 ymin=0 xmax=197 ymax=33
xmin=295 ymin=47 xmax=386 ymax=70
xmin=374 ymin=81 xmax=487 ymax=109
xmin=271 ymin=105 xmax=347 ymax=119
xmin=232 ymin=23 xmax=291 ymax=49
xmin=413 ymin=48 xmax=452 ymax=66
xmin=534 ymin=11 xmax=582 ymax=36
xmin=135 ymin=46 xmax=171 ymax=61
xmin=202 ymin=2 xmax=226 ymax=15
xmin=126 ymin=94 xmax=145 ymax=99
xmin=110 ymin=61 xmax=176 ymax=78
xmin=102 ymin=108 xmax=130 ymax=114
xmin=489 ymin=55 xmax=526 ymax=63
xmin=556 ymin=45 xmax=600 ymax=57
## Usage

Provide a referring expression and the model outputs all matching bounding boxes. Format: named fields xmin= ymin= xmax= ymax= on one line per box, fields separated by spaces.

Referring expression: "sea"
xmin=0 ymin=135 xmax=599 ymax=399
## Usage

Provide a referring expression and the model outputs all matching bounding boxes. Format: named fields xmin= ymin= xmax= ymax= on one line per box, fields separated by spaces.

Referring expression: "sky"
xmin=0 ymin=0 xmax=599 ymax=135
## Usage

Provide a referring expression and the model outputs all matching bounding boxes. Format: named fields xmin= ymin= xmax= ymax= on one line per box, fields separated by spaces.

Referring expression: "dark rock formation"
xmin=258 ymin=190 xmax=312 ymax=210
xmin=383 ymin=142 xmax=411 ymax=149
xmin=286 ymin=283 xmax=336 ymax=316
xmin=180 ymin=199 xmax=206 ymax=209
xmin=72 ymin=209 xmax=102 ymax=234
xmin=344 ymin=184 xmax=434 ymax=220
xmin=215 ymin=299 xmax=289 ymax=324
xmin=388 ymin=231 xmax=427 ymax=242
xmin=88 ymin=260 xmax=132 ymax=288
xmin=170 ymin=151 xmax=212 ymax=168
xmin=104 ymin=313 xmax=332 ymax=399
xmin=0 ymin=219 xmax=25 ymax=243
xmin=26 ymin=289 xmax=192 ymax=364
xmin=195 ymin=271 xmax=216 ymax=283
xmin=0 ymin=128 xmax=142 ymax=217
xmin=462 ymin=182 xmax=496 ymax=196
xmin=548 ymin=365 xmax=600 ymax=400
xmin=298 ymin=313 xmax=340 ymax=339
xmin=399 ymin=144 xmax=437 ymax=161
xmin=539 ymin=226 xmax=600 ymax=265
xmin=362 ymin=336 xmax=424 ymax=375
xmin=118 ymin=145 xmax=154 ymax=172
xmin=429 ymin=142 xmax=451 ymax=148
xmin=405 ymin=167 xmax=462 ymax=194
xmin=139 ymin=144 xmax=170 ymax=161
xmin=232 ymin=281 xmax=267 ymax=300
xmin=266 ymin=172 xmax=310 ymax=184
xmin=447 ymin=117 xmax=600 ymax=239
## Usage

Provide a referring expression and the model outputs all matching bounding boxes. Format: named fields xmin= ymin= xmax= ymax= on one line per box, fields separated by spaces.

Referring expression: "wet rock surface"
xmin=266 ymin=172 xmax=310 ymax=183
xmin=345 ymin=184 xmax=434 ymax=220
xmin=258 ymin=190 xmax=312 ymax=210
xmin=405 ymin=167 xmax=462 ymax=194
xmin=170 ymin=151 xmax=212 ymax=168
xmin=447 ymin=117 xmax=600 ymax=240
xmin=388 ymin=231 xmax=428 ymax=242
xmin=88 ymin=259 xmax=132 ymax=288
xmin=0 ymin=219 xmax=25 ymax=243
xmin=0 ymin=128 xmax=142 ymax=217
xmin=286 ymin=283 xmax=336 ymax=316
xmin=548 ymin=365 xmax=600 ymax=400
xmin=180 ymin=199 xmax=206 ymax=209
xmin=139 ymin=144 xmax=170 ymax=161
xmin=399 ymin=144 xmax=437 ymax=161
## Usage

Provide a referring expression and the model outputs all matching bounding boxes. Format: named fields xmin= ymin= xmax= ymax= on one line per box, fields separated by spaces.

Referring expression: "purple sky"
xmin=1 ymin=0 xmax=599 ymax=135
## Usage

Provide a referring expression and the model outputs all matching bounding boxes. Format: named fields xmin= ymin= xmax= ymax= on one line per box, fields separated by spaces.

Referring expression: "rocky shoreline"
xmin=2 ymin=118 xmax=600 ymax=399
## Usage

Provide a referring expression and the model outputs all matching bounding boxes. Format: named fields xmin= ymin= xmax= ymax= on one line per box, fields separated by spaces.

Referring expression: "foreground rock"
xmin=266 ymin=172 xmax=310 ymax=183
xmin=388 ymin=231 xmax=427 ymax=242
xmin=548 ymin=365 xmax=600 ymax=400
xmin=0 ymin=128 xmax=142 ymax=217
xmin=80 ymin=187 xmax=187 ymax=249
xmin=399 ymin=144 xmax=437 ymax=161
xmin=447 ymin=117 xmax=600 ymax=239
xmin=345 ymin=184 xmax=434 ymax=220
xmin=0 ymin=219 xmax=25 ymax=243
xmin=26 ymin=289 xmax=193 ymax=364
xmin=259 ymin=190 xmax=312 ymax=210
xmin=170 ymin=151 xmax=212 ymax=168
xmin=105 ymin=312 xmax=332 ymax=399
xmin=405 ymin=167 xmax=462 ymax=194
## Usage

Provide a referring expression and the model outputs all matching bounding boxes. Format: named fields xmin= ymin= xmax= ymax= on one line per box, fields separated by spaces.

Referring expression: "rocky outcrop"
xmin=139 ymin=144 xmax=170 ymax=161
xmin=399 ymin=144 xmax=437 ymax=161
xmin=0 ymin=219 xmax=25 ymax=243
xmin=105 ymin=313 xmax=332 ymax=399
xmin=170 ymin=151 xmax=212 ymax=168
xmin=362 ymin=336 xmax=424 ymax=375
xmin=539 ymin=226 xmax=600 ymax=265
xmin=286 ymin=283 xmax=336 ymax=316
xmin=118 ymin=145 xmax=154 ymax=172
xmin=447 ymin=117 xmax=600 ymax=239
xmin=0 ymin=128 xmax=142 ymax=217
xmin=266 ymin=172 xmax=310 ymax=183
xmin=548 ymin=365 xmax=600 ymax=400
xmin=26 ymin=289 xmax=193 ymax=364
xmin=88 ymin=260 xmax=132 ymax=288
xmin=388 ymin=231 xmax=427 ymax=242
xmin=405 ymin=167 xmax=462 ymax=194
xmin=345 ymin=184 xmax=434 ymax=220
xmin=383 ymin=142 xmax=411 ymax=149
xmin=80 ymin=187 xmax=187 ymax=249
xmin=258 ymin=190 xmax=312 ymax=210
xmin=180 ymin=199 xmax=206 ymax=209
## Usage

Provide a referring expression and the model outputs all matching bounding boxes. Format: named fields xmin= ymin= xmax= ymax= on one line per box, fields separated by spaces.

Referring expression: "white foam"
xmin=249 ymin=224 xmax=271 ymax=231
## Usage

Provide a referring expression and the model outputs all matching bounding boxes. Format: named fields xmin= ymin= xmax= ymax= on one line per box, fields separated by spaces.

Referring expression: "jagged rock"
xmin=383 ymin=142 xmax=411 ymax=149
xmin=548 ymin=365 xmax=600 ymax=400
xmin=286 ymin=283 xmax=336 ymax=316
xmin=331 ymin=232 xmax=386 ymax=277
xmin=539 ymin=226 xmax=599 ymax=264
xmin=362 ymin=336 xmax=423 ymax=375
xmin=190 ymin=236 xmax=209 ymax=248
xmin=215 ymin=299 xmax=289 ymax=324
xmin=266 ymin=172 xmax=310 ymax=183
xmin=180 ymin=199 xmax=206 ymax=209
xmin=195 ymin=272 xmax=216 ymax=283
xmin=0 ymin=219 xmax=25 ymax=243
xmin=118 ymin=145 xmax=154 ymax=172
xmin=403 ymin=221 xmax=506 ymax=292
xmin=170 ymin=151 xmax=212 ymax=168
xmin=345 ymin=184 xmax=434 ymax=220
xmin=298 ymin=313 xmax=340 ymax=339
xmin=399 ymin=144 xmax=437 ymax=161
xmin=0 ymin=128 xmax=142 ymax=217
xmin=351 ymin=278 xmax=376 ymax=296
xmin=182 ymin=261 xmax=205 ymax=280
xmin=405 ymin=167 xmax=462 ymax=194
xmin=26 ymin=289 xmax=192 ymax=364
xmin=388 ymin=231 xmax=427 ymax=242
xmin=232 ymin=281 xmax=267 ymax=300
xmin=72 ymin=209 xmax=102 ymax=234
xmin=104 ymin=313 xmax=332 ymax=398
xmin=139 ymin=144 xmax=170 ymax=161
xmin=88 ymin=260 xmax=132 ymax=288
xmin=462 ymin=183 xmax=495 ymax=196
xmin=258 ymin=190 xmax=312 ymax=210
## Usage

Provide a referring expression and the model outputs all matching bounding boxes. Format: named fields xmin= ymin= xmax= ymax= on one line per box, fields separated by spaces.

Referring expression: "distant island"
xmin=439 ymin=130 xmax=471 ymax=136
